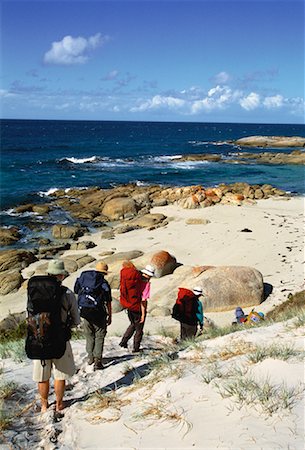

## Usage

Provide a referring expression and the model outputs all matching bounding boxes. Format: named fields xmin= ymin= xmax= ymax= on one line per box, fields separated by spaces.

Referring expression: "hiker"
xmin=74 ymin=262 xmax=112 ymax=370
xmin=232 ymin=306 xmax=248 ymax=325
xmin=119 ymin=263 xmax=155 ymax=353
xmin=172 ymin=286 xmax=204 ymax=340
xmin=245 ymin=309 xmax=265 ymax=325
xmin=26 ymin=260 xmax=80 ymax=413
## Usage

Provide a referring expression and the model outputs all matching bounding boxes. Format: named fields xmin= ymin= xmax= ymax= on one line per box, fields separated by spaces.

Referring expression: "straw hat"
xmin=95 ymin=262 xmax=109 ymax=274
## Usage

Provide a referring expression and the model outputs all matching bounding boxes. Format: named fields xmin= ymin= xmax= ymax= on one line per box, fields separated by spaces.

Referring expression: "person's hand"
xmin=139 ymin=316 xmax=145 ymax=323
xmin=107 ymin=316 xmax=112 ymax=326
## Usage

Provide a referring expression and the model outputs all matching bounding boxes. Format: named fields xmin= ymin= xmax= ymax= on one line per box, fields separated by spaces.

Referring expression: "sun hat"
xmin=96 ymin=262 xmax=109 ymax=274
xmin=47 ymin=259 xmax=68 ymax=276
xmin=192 ymin=286 xmax=203 ymax=296
xmin=141 ymin=264 xmax=155 ymax=278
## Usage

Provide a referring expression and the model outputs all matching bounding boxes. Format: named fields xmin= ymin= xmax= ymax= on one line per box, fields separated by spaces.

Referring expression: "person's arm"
xmin=140 ymin=281 xmax=150 ymax=323
xmin=196 ymin=300 xmax=204 ymax=330
xmin=66 ymin=289 xmax=81 ymax=327
xmin=106 ymin=301 xmax=112 ymax=325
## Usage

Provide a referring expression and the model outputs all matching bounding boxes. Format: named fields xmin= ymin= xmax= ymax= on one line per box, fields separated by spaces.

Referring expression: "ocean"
xmin=1 ymin=119 xmax=305 ymax=234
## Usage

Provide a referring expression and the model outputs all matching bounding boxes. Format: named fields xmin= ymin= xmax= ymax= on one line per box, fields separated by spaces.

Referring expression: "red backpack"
xmin=120 ymin=266 xmax=143 ymax=312
xmin=172 ymin=288 xmax=198 ymax=325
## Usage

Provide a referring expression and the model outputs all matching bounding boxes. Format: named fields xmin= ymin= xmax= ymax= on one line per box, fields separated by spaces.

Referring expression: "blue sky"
xmin=1 ymin=0 xmax=304 ymax=123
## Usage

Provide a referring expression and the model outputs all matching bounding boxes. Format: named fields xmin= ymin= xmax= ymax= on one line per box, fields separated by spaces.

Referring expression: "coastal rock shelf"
xmin=232 ymin=135 xmax=305 ymax=148
xmin=175 ymin=150 xmax=305 ymax=165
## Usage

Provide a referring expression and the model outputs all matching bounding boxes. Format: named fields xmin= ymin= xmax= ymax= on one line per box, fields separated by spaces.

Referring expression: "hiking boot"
xmin=132 ymin=348 xmax=143 ymax=353
xmin=93 ymin=359 xmax=104 ymax=371
xmin=87 ymin=356 xmax=94 ymax=365
xmin=119 ymin=342 xmax=128 ymax=348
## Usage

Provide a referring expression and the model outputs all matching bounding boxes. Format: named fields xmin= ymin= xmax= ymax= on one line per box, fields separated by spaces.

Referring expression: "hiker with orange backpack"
xmin=172 ymin=286 xmax=204 ymax=340
xmin=119 ymin=263 xmax=155 ymax=353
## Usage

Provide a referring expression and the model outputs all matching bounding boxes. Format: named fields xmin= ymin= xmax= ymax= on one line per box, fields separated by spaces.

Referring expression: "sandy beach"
xmin=0 ymin=195 xmax=304 ymax=449
xmin=1 ymin=195 xmax=304 ymax=327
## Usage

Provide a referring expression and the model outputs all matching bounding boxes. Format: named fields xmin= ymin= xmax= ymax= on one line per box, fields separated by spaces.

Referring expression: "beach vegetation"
xmin=157 ymin=326 xmax=177 ymax=339
xmin=0 ymin=320 xmax=27 ymax=343
xmin=0 ymin=410 xmax=12 ymax=432
xmin=266 ymin=290 xmax=305 ymax=323
xmin=133 ymin=398 xmax=193 ymax=438
xmin=216 ymin=370 xmax=304 ymax=415
xmin=208 ymin=341 xmax=257 ymax=362
xmin=85 ymin=390 xmax=131 ymax=423
xmin=201 ymin=362 xmax=224 ymax=384
xmin=247 ymin=343 xmax=304 ymax=364
xmin=0 ymin=340 xmax=26 ymax=362
xmin=0 ymin=380 xmax=18 ymax=400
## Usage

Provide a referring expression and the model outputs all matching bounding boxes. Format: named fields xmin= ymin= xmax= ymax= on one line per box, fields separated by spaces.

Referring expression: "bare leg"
xmin=54 ymin=379 xmax=66 ymax=411
xmin=38 ymin=380 xmax=49 ymax=412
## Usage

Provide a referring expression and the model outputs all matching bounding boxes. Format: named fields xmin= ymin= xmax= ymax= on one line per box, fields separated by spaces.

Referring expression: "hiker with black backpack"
xmin=171 ymin=286 xmax=204 ymax=340
xmin=74 ymin=261 xmax=112 ymax=370
xmin=26 ymin=260 xmax=80 ymax=414
xmin=119 ymin=263 xmax=155 ymax=353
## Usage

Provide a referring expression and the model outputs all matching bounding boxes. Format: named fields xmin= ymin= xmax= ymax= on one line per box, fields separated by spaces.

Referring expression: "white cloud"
xmin=130 ymin=95 xmax=185 ymax=112
xmin=0 ymin=89 xmax=16 ymax=98
xmin=44 ymin=33 xmax=108 ymax=65
xmin=103 ymin=70 xmax=119 ymax=81
xmin=213 ymin=71 xmax=230 ymax=84
xmin=239 ymin=92 xmax=260 ymax=110
xmin=263 ymin=95 xmax=284 ymax=109
xmin=191 ymin=85 xmax=236 ymax=113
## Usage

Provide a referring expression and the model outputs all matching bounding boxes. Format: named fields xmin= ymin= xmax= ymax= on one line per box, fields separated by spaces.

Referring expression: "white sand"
xmin=1 ymin=196 xmax=305 ymax=449
xmin=1 ymin=321 xmax=304 ymax=448
xmin=1 ymin=196 xmax=304 ymax=329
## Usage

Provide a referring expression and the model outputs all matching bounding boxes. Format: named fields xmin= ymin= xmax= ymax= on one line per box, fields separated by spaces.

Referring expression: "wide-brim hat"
xmin=96 ymin=261 xmax=109 ymax=274
xmin=192 ymin=286 xmax=203 ymax=296
xmin=47 ymin=259 xmax=68 ymax=276
xmin=141 ymin=264 xmax=155 ymax=278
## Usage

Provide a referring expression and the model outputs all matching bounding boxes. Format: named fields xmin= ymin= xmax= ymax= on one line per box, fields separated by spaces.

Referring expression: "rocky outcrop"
xmin=193 ymin=266 xmax=264 ymax=311
xmin=52 ymin=225 xmax=87 ymax=240
xmin=0 ymin=312 xmax=26 ymax=332
xmin=129 ymin=213 xmax=167 ymax=229
xmin=70 ymin=241 xmax=97 ymax=250
xmin=149 ymin=265 xmax=264 ymax=315
xmin=233 ymin=136 xmax=305 ymax=148
xmin=227 ymin=150 xmax=305 ymax=165
xmin=0 ymin=250 xmax=37 ymax=272
xmin=150 ymin=250 xmax=179 ymax=278
xmin=0 ymin=227 xmax=21 ymax=246
xmin=0 ymin=270 xmax=24 ymax=295
xmin=35 ymin=254 xmax=96 ymax=275
xmin=102 ymin=197 xmax=138 ymax=220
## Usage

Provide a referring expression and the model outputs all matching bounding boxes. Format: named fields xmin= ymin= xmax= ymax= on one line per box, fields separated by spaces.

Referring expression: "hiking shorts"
xmin=32 ymin=341 xmax=76 ymax=382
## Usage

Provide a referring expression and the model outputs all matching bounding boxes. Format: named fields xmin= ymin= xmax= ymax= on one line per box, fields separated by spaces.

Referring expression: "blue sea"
xmin=1 ymin=119 xmax=305 ymax=233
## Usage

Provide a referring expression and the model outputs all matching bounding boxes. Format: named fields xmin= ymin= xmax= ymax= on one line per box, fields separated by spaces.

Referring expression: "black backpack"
xmin=25 ymin=275 xmax=67 ymax=361
xmin=74 ymin=270 xmax=109 ymax=323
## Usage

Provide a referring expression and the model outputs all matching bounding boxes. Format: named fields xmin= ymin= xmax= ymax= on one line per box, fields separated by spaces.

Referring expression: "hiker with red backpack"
xmin=119 ymin=263 xmax=155 ymax=353
xmin=74 ymin=262 xmax=112 ymax=371
xmin=172 ymin=286 xmax=204 ymax=340
xmin=26 ymin=260 xmax=80 ymax=413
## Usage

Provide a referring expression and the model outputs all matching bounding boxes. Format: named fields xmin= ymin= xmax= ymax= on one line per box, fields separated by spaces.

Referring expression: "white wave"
xmin=154 ymin=155 xmax=182 ymax=162
xmin=64 ymin=187 xmax=88 ymax=193
xmin=38 ymin=187 xmax=59 ymax=197
xmin=171 ymin=160 xmax=210 ymax=170
xmin=0 ymin=209 xmax=38 ymax=217
xmin=135 ymin=180 xmax=148 ymax=186
xmin=62 ymin=156 xmax=97 ymax=164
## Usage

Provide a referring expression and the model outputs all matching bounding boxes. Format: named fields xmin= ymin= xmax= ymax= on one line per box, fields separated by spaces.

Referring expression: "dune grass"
xmin=216 ymin=369 xmax=304 ymax=416
xmin=0 ymin=340 xmax=26 ymax=362
xmin=247 ymin=343 xmax=305 ymax=364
